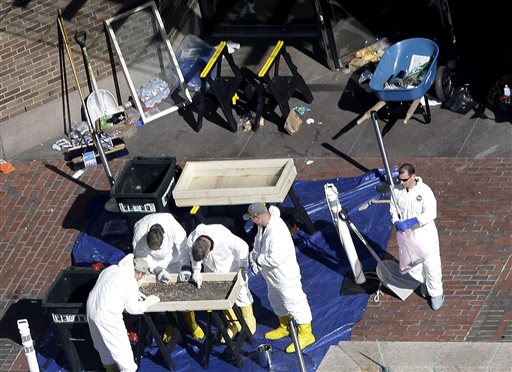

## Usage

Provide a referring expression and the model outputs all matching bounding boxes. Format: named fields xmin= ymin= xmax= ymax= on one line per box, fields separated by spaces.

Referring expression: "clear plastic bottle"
xmin=504 ymin=84 xmax=511 ymax=97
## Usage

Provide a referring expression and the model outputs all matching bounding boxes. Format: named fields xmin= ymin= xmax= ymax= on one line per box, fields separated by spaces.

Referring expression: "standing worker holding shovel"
xmin=391 ymin=163 xmax=445 ymax=310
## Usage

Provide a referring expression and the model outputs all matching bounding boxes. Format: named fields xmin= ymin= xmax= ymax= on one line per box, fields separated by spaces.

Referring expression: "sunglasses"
xmin=399 ymin=175 xmax=411 ymax=182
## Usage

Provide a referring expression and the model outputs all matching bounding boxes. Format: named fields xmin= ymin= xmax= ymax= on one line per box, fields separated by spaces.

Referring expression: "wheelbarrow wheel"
xmin=434 ymin=65 xmax=454 ymax=102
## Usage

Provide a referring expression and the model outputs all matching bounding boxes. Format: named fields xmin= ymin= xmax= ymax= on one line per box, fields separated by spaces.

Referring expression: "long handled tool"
xmin=57 ymin=9 xmax=115 ymax=187
xmin=338 ymin=207 xmax=418 ymax=300
xmin=370 ymin=111 xmax=401 ymax=219
xmin=74 ymin=30 xmax=122 ymax=128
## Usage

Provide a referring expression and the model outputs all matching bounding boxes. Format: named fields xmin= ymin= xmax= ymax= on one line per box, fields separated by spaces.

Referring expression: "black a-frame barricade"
xmin=195 ymin=41 xmax=245 ymax=132
xmin=255 ymin=40 xmax=313 ymax=130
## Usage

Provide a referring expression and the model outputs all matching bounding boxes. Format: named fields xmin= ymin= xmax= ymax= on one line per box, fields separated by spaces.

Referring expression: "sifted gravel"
xmin=140 ymin=281 xmax=235 ymax=302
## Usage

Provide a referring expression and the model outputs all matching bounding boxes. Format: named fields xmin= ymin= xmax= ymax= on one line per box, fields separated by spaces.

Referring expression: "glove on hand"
xmin=178 ymin=269 xmax=192 ymax=282
xmin=250 ymin=251 xmax=260 ymax=265
xmin=395 ymin=217 xmax=419 ymax=232
xmin=249 ymin=251 xmax=261 ymax=276
xmin=144 ymin=295 xmax=160 ymax=308
xmin=154 ymin=267 xmax=171 ymax=283
xmin=250 ymin=262 xmax=260 ymax=276
xmin=240 ymin=267 xmax=248 ymax=283
xmin=192 ymin=269 xmax=203 ymax=289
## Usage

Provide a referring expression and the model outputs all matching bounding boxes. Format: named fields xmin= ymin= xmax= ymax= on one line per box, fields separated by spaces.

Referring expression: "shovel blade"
xmin=86 ymin=90 xmax=121 ymax=124
xmin=376 ymin=260 xmax=420 ymax=301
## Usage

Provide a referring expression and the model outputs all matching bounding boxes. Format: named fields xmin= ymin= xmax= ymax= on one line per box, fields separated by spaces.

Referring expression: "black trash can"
xmin=42 ymin=268 xmax=102 ymax=372
xmin=111 ymin=156 xmax=177 ymax=233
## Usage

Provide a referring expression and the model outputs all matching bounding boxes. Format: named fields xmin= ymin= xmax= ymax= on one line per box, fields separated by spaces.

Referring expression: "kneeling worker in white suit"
xmin=188 ymin=223 xmax=257 ymax=339
xmin=86 ymin=254 xmax=160 ymax=372
xmin=132 ymin=213 xmax=204 ymax=340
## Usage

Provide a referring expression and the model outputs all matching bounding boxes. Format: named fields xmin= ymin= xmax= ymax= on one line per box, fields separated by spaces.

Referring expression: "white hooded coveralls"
xmin=86 ymin=254 xmax=149 ymax=372
xmin=188 ymin=223 xmax=253 ymax=307
xmin=132 ymin=213 xmax=188 ymax=273
xmin=390 ymin=176 xmax=443 ymax=297
xmin=253 ymin=206 xmax=312 ymax=324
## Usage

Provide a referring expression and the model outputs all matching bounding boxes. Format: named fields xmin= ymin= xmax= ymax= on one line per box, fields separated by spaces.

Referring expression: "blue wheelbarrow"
xmin=357 ymin=38 xmax=439 ymax=124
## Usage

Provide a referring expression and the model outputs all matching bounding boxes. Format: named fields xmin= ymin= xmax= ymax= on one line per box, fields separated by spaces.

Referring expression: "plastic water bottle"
xmin=504 ymin=85 xmax=511 ymax=97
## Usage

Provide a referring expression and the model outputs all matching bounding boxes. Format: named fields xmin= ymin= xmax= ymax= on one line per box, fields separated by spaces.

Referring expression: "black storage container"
xmin=111 ymin=156 xmax=177 ymax=232
xmin=42 ymin=268 xmax=102 ymax=371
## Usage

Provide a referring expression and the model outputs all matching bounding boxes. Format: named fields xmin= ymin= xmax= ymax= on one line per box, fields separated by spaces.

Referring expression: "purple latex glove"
xmin=153 ymin=266 xmax=171 ymax=282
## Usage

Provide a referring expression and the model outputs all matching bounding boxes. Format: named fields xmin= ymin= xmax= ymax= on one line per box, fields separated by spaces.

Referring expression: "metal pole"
xmin=289 ymin=317 xmax=306 ymax=372
xmin=370 ymin=111 xmax=401 ymax=220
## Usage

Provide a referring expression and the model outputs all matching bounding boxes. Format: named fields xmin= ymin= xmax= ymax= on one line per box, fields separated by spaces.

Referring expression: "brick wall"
xmin=0 ymin=0 xmax=194 ymax=123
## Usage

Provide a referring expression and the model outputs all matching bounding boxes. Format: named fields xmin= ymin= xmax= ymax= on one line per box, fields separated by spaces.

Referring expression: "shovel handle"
xmin=74 ymin=30 xmax=86 ymax=47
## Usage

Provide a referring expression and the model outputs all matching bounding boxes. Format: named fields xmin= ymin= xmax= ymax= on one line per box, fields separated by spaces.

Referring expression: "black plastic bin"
xmin=42 ymin=267 xmax=102 ymax=372
xmin=111 ymin=156 xmax=177 ymax=233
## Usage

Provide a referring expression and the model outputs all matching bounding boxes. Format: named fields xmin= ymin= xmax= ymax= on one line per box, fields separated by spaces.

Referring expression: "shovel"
xmin=339 ymin=209 xmax=418 ymax=300
xmin=75 ymin=31 xmax=122 ymax=127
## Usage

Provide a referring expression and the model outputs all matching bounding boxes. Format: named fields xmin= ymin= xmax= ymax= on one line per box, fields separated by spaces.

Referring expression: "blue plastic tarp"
xmin=38 ymin=169 xmax=393 ymax=371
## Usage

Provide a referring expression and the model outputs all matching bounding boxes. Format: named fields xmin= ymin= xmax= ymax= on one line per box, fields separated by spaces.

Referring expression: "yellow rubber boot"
xmin=162 ymin=323 xmax=174 ymax=343
xmin=240 ymin=305 xmax=257 ymax=335
xmin=103 ymin=364 xmax=119 ymax=372
xmin=184 ymin=311 xmax=204 ymax=340
xmin=221 ymin=308 xmax=242 ymax=343
xmin=265 ymin=316 xmax=290 ymax=340
xmin=285 ymin=322 xmax=316 ymax=353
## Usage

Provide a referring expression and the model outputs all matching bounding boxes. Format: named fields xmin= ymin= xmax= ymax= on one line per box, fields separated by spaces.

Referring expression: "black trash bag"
xmin=443 ymin=85 xmax=477 ymax=114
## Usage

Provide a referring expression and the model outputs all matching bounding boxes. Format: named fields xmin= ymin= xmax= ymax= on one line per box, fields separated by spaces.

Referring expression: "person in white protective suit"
xmin=86 ymin=254 xmax=160 ymax=372
xmin=243 ymin=203 xmax=315 ymax=353
xmin=132 ymin=213 xmax=204 ymax=339
xmin=188 ymin=223 xmax=257 ymax=340
xmin=390 ymin=163 xmax=445 ymax=310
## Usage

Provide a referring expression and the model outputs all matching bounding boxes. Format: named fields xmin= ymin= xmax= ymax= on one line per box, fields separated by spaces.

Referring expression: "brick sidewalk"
xmin=1 ymin=157 xmax=511 ymax=371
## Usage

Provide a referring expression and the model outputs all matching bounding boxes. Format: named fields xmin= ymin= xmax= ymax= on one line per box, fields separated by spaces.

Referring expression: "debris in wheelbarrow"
xmin=384 ymin=56 xmax=434 ymax=90
xmin=369 ymin=38 xmax=438 ymax=102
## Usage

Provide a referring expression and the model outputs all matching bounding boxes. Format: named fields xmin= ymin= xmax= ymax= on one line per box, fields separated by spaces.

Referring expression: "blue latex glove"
xmin=153 ymin=266 xmax=171 ymax=283
xmin=395 ymin=217 xmax=419 ymax=232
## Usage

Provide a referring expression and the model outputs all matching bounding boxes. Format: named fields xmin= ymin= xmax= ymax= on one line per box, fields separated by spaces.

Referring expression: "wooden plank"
xmin=403 ymin=98 xmax=421 ymax=124
xmin=357 ymin=100 xmax=386 ymax=124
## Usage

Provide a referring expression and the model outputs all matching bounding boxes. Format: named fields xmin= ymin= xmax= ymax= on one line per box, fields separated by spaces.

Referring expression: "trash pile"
xmin=347 ymin=46 xmax=385 ymax=72
xmin=51 ymin=121 xmax=114 ymax=152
